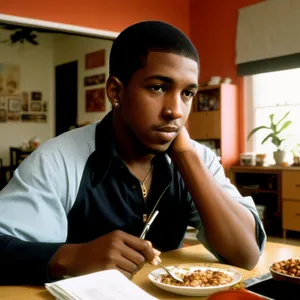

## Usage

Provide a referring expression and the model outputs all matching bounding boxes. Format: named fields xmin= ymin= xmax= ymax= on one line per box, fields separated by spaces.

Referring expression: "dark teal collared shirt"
xmin=0 ymin=112 xmax=266 ymax=285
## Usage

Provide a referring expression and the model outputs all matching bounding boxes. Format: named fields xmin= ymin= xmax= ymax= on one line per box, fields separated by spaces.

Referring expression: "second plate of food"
xmin=148 ymin=264 xmax=242 ymax=297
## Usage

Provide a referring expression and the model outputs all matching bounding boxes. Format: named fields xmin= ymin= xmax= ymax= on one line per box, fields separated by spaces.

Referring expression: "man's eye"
xmin=182 ymin=90 xmax=195 ymax=98
xmin=150 ymin=86 xmax=166 ymax=92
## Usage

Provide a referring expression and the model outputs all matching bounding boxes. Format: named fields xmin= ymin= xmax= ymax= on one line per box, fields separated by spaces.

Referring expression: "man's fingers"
xmin=122 ymin=234 xmax=155 ymax=262
xmin=115 ymin=254 xmax=139 ymax=274
xmin=153 ymin=248 xmax=161 ymax=257
xmin=120 ymin=243 xmax=146 ymax=268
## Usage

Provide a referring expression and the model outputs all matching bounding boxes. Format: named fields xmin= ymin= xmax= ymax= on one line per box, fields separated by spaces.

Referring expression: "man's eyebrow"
xmin=144 ymin=75 xmax=174 ymax=84
xmin=186 ymin=83 xmax=199 ymax=90
xmin=144 ymin=75 xmax=198 ymax=89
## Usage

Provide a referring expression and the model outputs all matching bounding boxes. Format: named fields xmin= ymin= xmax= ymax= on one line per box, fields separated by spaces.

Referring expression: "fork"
xmin=139 ymin=211 xmax=183 ymax=283
xmin=155 ymin=260 xmax=184 ymax=283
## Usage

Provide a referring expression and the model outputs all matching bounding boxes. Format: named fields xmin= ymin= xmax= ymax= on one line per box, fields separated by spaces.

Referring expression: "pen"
xmin=139 ymin=210 xmax=159 ymax=240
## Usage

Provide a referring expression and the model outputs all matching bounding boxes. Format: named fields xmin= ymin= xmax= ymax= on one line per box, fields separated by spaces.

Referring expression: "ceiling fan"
xmin=0 ymin=24 xmax=56 ymax=45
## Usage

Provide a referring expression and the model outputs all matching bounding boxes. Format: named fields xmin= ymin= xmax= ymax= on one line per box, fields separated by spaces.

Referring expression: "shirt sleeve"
xmin=0 ymin=151 xmax=68 ymax=284
xmin=188 ymin=142 xmax=266 ymax=261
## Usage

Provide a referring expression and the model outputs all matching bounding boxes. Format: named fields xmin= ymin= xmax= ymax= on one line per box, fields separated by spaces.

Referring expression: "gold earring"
xmin=113 ymin=102 xmax=120 ymax=108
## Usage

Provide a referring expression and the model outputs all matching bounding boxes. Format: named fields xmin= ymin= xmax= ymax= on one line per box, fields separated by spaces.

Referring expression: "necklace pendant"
xmin=141 ymin=183 xmax=147 ymax=198
xmin=143 ymin=214 xmax=148 ymax=223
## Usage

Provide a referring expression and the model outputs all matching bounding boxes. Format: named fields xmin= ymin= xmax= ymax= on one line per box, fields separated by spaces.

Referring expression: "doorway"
xmin=55 ymin=61 xmax=78 ymax=136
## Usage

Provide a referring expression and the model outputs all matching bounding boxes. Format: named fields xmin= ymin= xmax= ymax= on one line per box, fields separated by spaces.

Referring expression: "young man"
xmin=0 ymin=21 xmax=265 ymax=285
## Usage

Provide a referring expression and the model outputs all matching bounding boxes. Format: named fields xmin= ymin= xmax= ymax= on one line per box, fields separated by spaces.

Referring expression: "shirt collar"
xmin=93 ymin=111 xmax=173 ymax=184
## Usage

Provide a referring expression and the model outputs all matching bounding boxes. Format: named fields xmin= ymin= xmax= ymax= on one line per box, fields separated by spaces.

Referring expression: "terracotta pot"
xmin=207 ymin=290 xmax=265 ymax=299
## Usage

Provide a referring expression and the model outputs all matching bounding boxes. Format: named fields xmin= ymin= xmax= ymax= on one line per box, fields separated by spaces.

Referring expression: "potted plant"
xmin=247 ymin=112 xmax=292 ymax=165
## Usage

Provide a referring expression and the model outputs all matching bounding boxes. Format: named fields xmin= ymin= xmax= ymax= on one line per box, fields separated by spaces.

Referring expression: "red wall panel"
xmin=0 ymin=0 xmax=190 ymax=35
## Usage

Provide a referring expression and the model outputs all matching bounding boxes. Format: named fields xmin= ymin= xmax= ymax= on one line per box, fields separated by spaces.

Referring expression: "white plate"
xmin=148 ymin=264 xmax=242 ymax=297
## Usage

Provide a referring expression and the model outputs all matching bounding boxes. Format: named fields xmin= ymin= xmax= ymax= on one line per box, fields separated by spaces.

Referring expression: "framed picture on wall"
xmin=84 ymin=73 xmax=105 ymax=87
xmin=22 ymin=92 xmax=29 ymax=112
xmin=0 ymin=109 xmax=7 ymax=122
xmin=85 ymin=49 xmax=105 ymax=69
xmin=8 ymin=97 xmax=21 ymax=113
xmin=30 ymin=102 xmax=42 ymax=112
xmin=85 ymin=88 xmax=105 ymax=112
xmin=0 ymin=96 xmax=6 ymax=109
xmin=21 ymin=114 xmax=47 ymax=122
xmin=31 ymin=91 xmax=42 ymax=101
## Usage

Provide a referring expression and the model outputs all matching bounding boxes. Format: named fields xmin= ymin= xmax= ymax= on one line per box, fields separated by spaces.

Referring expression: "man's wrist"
xmin=169 ymin=147 xmax=197 ymax=163
xmin=47 ymin=243 xmax=79 ymax=280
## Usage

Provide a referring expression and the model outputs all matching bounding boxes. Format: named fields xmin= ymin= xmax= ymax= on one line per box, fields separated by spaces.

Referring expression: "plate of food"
xmin=269 ymin=258 xmax=300 ymax=284
xmin=148 ymin=264 xmax=242 ymax=296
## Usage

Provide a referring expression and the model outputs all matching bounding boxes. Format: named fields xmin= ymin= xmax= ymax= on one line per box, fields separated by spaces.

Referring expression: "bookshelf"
xmin=188 ymin=84 xmax=239 ymax=170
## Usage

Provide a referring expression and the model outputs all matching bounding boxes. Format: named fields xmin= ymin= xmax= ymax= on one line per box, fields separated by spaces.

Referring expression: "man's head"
xmin=107 ymin=21 xmax=199 ymax=154
xmin=109 ymin=20 xmax=199 ymax=85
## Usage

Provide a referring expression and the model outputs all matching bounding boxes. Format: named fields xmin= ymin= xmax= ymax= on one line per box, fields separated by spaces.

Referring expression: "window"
xmin=245 ymin=68 xmax=300 ymax=164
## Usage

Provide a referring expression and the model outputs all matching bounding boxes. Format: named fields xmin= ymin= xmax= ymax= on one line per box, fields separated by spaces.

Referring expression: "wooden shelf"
xmin=238 ymin=187 xmax=278 ymax=194
xmin=188 ymin=83 xmax=238 ymax=170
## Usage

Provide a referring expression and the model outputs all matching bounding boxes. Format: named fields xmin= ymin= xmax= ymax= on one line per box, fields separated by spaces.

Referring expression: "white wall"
xmin=0 ymin=30 xmax=112 ymax=166
xmin=0 ymin=29 xmax=54 ymax=165
xmin=54 ymin=34 xmax=113 ymax=124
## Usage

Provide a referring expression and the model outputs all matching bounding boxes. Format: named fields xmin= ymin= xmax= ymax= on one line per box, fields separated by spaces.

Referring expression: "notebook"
xmin=45 ymin=269 xmax=157 ymax=300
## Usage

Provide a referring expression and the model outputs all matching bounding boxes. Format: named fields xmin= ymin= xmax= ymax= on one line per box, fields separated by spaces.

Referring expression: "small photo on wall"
xmin=86 ymin=88 xmax=105 ymax=112
xmin=30 ymin=102 xmax=42 ymax=112
xmin=31 ymin=91 xmax=42 ymax=101
xmin=22 ymin=92 xmax=29 ymax=112
xmin=0 ymin=64 xmax=21 ymax=95
xmin=84 ymin=73 xmax=105 ymax=87
xmin=0 ymin=109 xmax=7 ymax=122
xmin=85 ymin=49 xmax=105 ymax=69
xmin=43 ymin=101 xmax=48 ymax=112
xmin=8 ymin=97 xmax=21 ymax=113
xmin=8 ymin=113 xmax=20 ymax=121
xmin=0 ymin=96 xmax=6 ymax=109
xmin=21 ymin=114 xmax=47 ymax=122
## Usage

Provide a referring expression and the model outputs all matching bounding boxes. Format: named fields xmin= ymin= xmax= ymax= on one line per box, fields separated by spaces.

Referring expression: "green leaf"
xmin=269 ymin=114 xmax=276 ymax=131
xmin=277 ymin=111 xmax=290 ymax=127
xmin=247 ymin=126 xmax=270 ymax=140
xmin=272 ymin=136 xmax=282 ymax=148
xmin=277 ymin=120 xmax=292 ymax=134
xmin=261 ymin=133 xmax=273 ymax=144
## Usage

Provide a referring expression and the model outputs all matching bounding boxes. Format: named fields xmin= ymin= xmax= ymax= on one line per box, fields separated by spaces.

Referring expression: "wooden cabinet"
xmin=282 ymin=170 xmax=300 ymax=236
xmin=282 ymin=170 xmax=300 ymax=200
xmin=229 ymin=165 xmax=300 ymax=238
xmin=282 ymin=201 xmax=300 ymax=234
xmin=188 ymin=111 xmax=221 ymax=139
xmin=188 ymin=84 xmax=239 ymax=170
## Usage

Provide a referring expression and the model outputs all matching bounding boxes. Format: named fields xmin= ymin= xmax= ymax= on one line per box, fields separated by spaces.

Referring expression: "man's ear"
xmin=106 ymin=76 xmax=123 ymax=106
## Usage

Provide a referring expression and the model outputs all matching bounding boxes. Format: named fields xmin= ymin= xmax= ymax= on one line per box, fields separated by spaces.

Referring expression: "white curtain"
xmin=236 ymin=0 xmax=300 ymax=64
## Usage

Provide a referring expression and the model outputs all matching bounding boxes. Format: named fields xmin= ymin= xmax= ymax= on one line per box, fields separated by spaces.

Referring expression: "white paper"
xmin=45 ymin=269 xmax=157 ymax=300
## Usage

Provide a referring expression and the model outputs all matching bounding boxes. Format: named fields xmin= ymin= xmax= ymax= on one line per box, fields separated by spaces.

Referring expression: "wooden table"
xmin=0 ymin=241 xmax=299 ymax=299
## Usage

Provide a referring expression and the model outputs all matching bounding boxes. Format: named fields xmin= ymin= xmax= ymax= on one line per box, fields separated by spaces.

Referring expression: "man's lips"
xmin=152 ymin=125 xmax=179 ymax=142
xmin=154 ymin=125 xmax=179 ymax=133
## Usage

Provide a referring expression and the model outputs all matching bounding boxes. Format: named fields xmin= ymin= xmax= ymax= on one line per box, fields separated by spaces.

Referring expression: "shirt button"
xmin=132 ymin=184 xmax=137 ymax=189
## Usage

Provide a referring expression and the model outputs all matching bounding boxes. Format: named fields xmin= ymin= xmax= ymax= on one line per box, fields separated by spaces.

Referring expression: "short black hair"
xmin=109 ymin=20 xmax=199 ymax=85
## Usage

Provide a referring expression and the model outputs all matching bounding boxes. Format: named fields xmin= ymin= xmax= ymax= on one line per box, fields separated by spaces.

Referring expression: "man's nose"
xmin=162 ymin=93 xmax=184 ymax=120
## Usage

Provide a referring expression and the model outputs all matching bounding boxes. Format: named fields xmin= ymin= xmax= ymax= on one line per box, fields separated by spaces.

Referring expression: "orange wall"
xmin=190 ymin=0 xmax=264 ymax=153
xmin=0 ymin=0 xmax=190 ymax=35
xmin=1 ymin=0 xmax=266 ymax=153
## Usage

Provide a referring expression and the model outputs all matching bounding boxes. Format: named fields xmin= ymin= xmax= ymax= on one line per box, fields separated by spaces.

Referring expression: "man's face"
xmin=117 ymin=51 xmax=199 ymax=153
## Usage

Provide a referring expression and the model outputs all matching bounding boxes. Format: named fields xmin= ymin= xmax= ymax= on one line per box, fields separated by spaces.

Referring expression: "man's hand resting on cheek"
xmin=168 ymin=126 xmax=193 ymax=159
